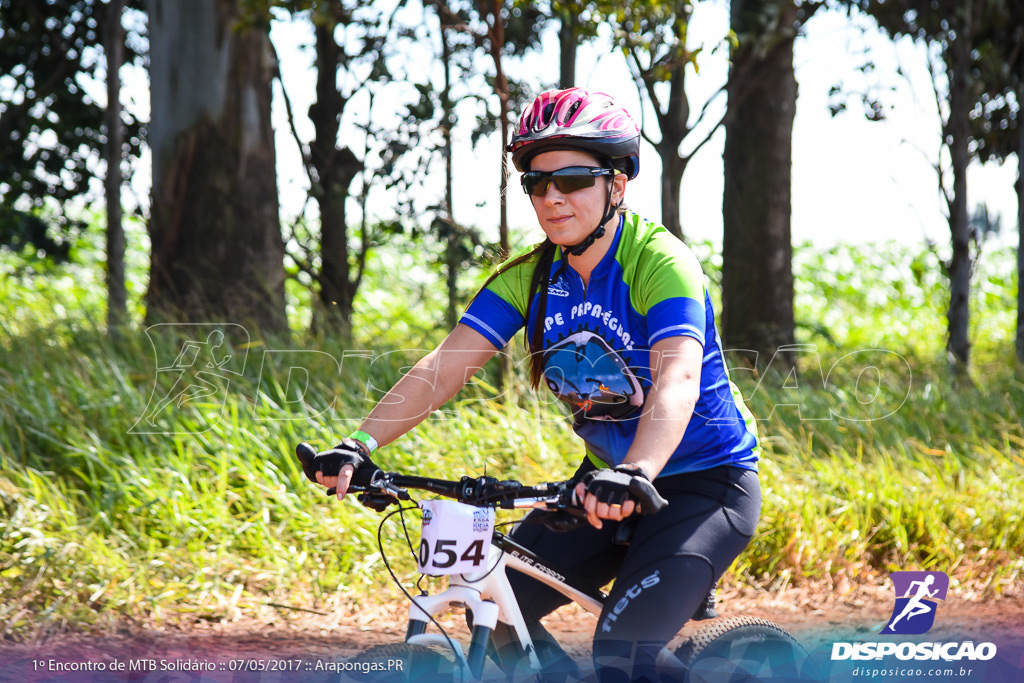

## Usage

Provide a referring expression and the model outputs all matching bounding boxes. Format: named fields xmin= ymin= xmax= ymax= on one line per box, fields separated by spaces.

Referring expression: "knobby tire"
xmin=676 ymin=616 xmax=815 ymax=683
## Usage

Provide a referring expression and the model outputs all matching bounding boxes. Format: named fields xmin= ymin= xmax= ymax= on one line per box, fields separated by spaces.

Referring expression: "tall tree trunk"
xmin=105 ymin=0 xmax=126 ymax=333
xmin=558 ymin=8 xmax=577 ymax=89
xmin=488 ymin=0 xmax=511 ymax=256
xmin=722 ymin=0 xmax=797 ymax=370
xmin=1011 ymin=82 xmax=1019 ymax=366
xmin=146 ymin=0 xmax=286 ymax=333
xmin=486 ymin=0 xmax=512 ymax=389
xmin=1016 ymin=81 xmax=1024 ymax=365
xmin=440 ymin=23 xmax=459 ymax=330
xmin=652 ymin=10 xmax=692 ymax=240
xmin=309 ymin=15 xmax=363 ymax=341
xmin=659 ymin=138 xmax=685 ymax=239
xmin=946 ymin=16 xmax=973 ymax=375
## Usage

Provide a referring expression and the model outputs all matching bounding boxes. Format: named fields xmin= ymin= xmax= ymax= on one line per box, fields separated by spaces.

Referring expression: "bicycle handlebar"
xmin=295 ymin=441 xmax=575 ymax=511
xmin=294 ymin=442 xmax=668 ymax=518
xmin=352 ymin=471 xmax=573 ymax=509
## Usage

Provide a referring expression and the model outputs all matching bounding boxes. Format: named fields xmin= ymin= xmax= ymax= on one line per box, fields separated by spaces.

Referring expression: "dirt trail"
xmin=2 ymin=586 xmax=1022 ymax=681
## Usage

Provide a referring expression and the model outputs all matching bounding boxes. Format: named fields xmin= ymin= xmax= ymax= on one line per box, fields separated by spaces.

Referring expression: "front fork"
xmin=402 ymin=544 xmax=543 ymax=680
xmin=404 ymin=585 xmax=500 ymax=680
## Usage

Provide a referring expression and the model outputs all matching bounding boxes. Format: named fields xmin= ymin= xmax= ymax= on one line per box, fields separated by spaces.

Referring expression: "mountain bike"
xmin=295 ymin=443 xmax=813 ymax=682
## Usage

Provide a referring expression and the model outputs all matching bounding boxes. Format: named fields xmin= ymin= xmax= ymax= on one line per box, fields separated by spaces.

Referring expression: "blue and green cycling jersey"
xmin=460 ymin=212 xmax=759 ymax=476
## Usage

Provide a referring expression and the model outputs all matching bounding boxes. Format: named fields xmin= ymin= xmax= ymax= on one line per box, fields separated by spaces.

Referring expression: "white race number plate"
xmin=417 ymin=499 xmax=495 ymax=576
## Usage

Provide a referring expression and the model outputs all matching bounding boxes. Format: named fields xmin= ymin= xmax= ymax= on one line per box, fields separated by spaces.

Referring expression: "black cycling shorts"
xmin=508 ymin=464 xmax=761 ymax=682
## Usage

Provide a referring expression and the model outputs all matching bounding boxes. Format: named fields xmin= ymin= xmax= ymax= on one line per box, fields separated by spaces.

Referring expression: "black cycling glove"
xmin=580 ymin=463 xmax=668 ymax=514
xmin=296 ymin=439 xmax=381 ymax=488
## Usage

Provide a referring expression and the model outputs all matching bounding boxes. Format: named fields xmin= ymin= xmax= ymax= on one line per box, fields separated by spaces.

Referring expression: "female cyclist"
xmin=299 ymin=87 xmax=761 ymax=683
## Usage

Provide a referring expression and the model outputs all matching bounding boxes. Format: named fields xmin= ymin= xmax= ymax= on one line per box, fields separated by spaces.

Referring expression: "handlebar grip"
xmin=296 ymin=442 xmax=317 ymax=464
xmin=296 ymin=442 xmax=319 ymax=483
xmin=628 ymin=477 xmax=669 ymax=515
xmin=297 ymin=442 xmax=366 ymax=497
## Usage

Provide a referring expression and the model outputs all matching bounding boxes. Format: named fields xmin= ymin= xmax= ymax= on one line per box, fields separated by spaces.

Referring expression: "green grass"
xmin=1 ymin=231 xmax=1021 ymax=640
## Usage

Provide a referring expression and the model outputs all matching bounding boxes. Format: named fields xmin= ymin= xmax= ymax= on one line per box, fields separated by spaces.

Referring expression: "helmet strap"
xmin=565 ymin=173 xmax=620 ymax=257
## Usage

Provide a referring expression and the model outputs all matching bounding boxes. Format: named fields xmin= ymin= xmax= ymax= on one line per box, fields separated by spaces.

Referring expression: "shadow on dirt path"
xmin=2 ymin=587 xmax=1022 ymax=682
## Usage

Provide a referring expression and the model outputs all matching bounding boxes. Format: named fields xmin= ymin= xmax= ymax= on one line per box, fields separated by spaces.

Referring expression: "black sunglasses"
xmin=520 ymin=166 xmax=614 ymax=197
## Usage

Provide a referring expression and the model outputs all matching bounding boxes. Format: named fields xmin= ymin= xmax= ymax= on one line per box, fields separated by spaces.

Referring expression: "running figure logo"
xmin=132 ymin=324 xmax=248 ymax=434
xmin=880 ymin=571 xmax=949 ymax=635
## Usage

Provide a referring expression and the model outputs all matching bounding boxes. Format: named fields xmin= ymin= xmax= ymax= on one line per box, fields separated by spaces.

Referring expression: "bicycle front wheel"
xmin=676 ymin=616 xmax=815 ymax=682
xmin=339 ymin=643 xmax=459 ymax=683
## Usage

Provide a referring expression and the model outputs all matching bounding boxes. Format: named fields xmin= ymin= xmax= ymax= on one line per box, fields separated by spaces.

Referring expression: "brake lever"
xmin=380 ymin=481 xmax=411 ymax=501
xmin=558 ymin=481 xmax=582 ymax=509
xmin=325 ymin=472 xmax=409 ymax=502
xmin=528 ymin=481 xmax=584 ymax=516
xmin=358 ymin=492 xmax=401 ymax=512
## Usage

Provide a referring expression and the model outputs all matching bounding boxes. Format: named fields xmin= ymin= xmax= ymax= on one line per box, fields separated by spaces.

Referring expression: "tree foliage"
xmin=837 ymin=0 xmax=1021 ymax=374
xmin=400 ymin=6 xmax=486 ymax=329
xmin=594 ymin=0 xmax=778 ymax=239
xmin=548 ymin=0 xmax=605 ymax=87
xmin=968 ymin=2 xmax=1024 ymax=165
xmin=964 ymin=1 xmax=1024 ymax=365
xmin=436 ymin=0 xmax=550 ymax=255
xmin=597 ymin=0 xmax=701 ymax=239
xmin=260 ymin=0 xmax=428 ymax=337
xmin=0 ymin=0 xmax=145 ymax=259
xmin=3 ymin=0 xmax=1017 ymax=367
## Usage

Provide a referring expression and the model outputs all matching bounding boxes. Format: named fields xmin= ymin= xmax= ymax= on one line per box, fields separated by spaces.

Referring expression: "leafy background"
xmin=1 ymin=222 xmax=1020 ymax=641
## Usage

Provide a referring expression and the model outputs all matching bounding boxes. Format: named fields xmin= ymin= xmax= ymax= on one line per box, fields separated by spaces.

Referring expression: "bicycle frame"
xmin=402 ymin=526 xmax=694 ymax=682
xmin=403 ymin=529 xmax=605 ymax=680
xmin=294 ymin=445 xmax=807 ymax=682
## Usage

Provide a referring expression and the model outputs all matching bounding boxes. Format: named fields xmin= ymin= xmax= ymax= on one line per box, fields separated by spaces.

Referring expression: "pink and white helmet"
xmin=507 ymin=88 xmax=640 ymax=179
